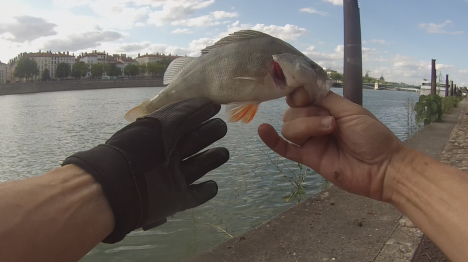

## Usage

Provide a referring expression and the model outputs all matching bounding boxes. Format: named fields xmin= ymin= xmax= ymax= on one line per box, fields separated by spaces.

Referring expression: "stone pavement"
xmin=188 ymin=101 xmax=466 ymax=262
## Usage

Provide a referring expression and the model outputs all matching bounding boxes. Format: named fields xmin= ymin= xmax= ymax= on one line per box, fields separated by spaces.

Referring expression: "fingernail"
xmin=322 ymin=117 xmax=332 ymax=128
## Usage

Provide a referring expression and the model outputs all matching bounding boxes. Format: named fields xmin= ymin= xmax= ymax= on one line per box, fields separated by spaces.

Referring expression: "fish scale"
xmin=125 ymin=30 xmax=332 ymax=124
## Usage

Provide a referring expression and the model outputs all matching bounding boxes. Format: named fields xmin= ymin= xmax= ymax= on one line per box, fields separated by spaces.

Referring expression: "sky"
xmin=0 ymin=0 xmax=467 ymax=86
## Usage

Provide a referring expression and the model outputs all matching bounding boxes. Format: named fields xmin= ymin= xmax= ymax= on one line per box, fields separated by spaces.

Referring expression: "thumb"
xmin=181 ymin=181 xmax=218 ymax=211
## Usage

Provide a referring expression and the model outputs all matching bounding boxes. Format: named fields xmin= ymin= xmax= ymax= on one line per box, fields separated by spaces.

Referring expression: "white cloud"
xmin=419 ymin=20 xmax=464 ymax=35
xmin=224 ymin=21 xmax=308 ymax=40
xmin=172 ymin=28 xmax=191 ymax=34
xmin=42 ymin=30 xmax=126 ymax=51
xmin=171 ymin=11 xmax=238 ymax=27
xmin=147 ymin=0 xmax=215 ymax=26
xmin=322 ymin=0 xmax=342 ymax=6
xmin=299 ymin=8 xmax=327 ymax=16
xmin=211 ymin=11 xmax=238 ymax=20
xmin=302 ymin=45 xmax=344 ymax=71
xmin=370 ymin=39 xmax=386 ymax=45
xmin=0 ymin=16 xmax=57 ymax=42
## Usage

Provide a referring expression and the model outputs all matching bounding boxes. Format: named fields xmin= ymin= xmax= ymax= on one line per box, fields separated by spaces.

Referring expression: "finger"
xmin=317 ymin=91 xmax=377 ymax=120
xmin=145 ymin=98 xmax=221 ymax=136
xmin=181 ymin=181 xmax=218 ymax=211
xmin=286 ymin=87 xmax=310 ymax=108
xmin=178 ymin=118 xmax=227 ymax=159
xmin=283 ymin=106 xmax=331 ymax=123
xmin=282 ymin=116 xmax=335 ymax=146
xmin=181 ymin=147 xmax=229 ymax=185
xmin=257 ymin=123 xmax=303 ymax=163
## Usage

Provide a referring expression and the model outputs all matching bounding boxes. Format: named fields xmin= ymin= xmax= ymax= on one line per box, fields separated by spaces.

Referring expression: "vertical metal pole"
xmin=445 ymin=74 xmax=449 ymax=97
xmin=431 ymin=59 xmax=436 ymax=95
xmin=343 ymin=0 xmax=363 ymax=105
xmin=450 ymin=81 xmax=454 ymax=96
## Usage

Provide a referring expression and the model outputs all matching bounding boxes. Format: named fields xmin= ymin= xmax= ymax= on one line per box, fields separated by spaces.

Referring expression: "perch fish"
xmin=125 ymin=30 xmax=332 ymax=124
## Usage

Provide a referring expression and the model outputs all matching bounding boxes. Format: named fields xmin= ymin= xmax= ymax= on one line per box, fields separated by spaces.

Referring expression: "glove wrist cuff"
xmin=62 ymin=145 xmax=143 ymax=243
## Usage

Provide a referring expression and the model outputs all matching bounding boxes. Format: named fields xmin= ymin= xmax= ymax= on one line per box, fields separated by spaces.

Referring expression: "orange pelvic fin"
xmin=226 ymin=102 xmax=259 ymax=124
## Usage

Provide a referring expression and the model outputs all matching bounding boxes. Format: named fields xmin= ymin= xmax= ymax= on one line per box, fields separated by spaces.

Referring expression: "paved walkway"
xmin=188 ymin=101 xmax=466 ymax=262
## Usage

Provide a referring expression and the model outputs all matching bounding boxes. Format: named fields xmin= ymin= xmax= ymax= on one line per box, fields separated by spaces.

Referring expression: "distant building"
xmin=30 ymin=51 xmax=75 ymax=80
xmin=78 ymin=50 xmax=107 ymax=65
xmin=7 ymin=51 xmax=75 ymax=81
xmin=324 ymin=68 xmax=337 ymax=76
xmin=0 ymin=61 xmax=6 ymax=84
xmin=135 ymin=53 xmax=180 ymax=65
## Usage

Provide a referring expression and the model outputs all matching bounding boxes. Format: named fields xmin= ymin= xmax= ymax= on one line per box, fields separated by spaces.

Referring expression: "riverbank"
xmin=0 ymin=78 xmax=163 ymax=96
xmin=189 ymin=101 xmax=466 ymax=262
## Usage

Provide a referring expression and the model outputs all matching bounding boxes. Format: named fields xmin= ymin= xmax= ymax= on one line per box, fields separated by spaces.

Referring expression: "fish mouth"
xmin=272 ymin=61 xmax=288 ymax=89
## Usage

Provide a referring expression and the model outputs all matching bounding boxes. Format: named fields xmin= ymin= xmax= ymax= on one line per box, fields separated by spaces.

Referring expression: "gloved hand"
xmin=62 ymin=98 xmax=229 ymax=244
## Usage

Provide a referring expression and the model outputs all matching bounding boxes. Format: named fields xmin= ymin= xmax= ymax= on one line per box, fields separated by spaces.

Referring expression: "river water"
xmin=0 ymin=87 xmax=419 ymax=262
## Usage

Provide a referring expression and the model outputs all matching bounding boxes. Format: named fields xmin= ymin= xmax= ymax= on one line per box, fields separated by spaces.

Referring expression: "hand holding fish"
xmin=258 ymin=91 xmax=406 ymax=202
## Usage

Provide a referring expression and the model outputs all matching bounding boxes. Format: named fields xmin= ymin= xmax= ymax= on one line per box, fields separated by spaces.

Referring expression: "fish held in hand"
xmin=125 ymin=30 xmax=332 ymax=124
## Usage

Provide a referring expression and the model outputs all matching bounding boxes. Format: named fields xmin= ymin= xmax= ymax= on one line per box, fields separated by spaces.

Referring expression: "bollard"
xmin=445 ymin=75 xmax=449 ymax=97
xmin=343 ymin=0 xmax=363 ymax=105
xmin=431 ymin=59 xmax=436 ymax=95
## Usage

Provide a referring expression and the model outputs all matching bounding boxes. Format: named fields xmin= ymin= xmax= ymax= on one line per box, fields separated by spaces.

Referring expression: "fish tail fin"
xmin=226 ymin=102 xmax=260 ymax=124
xmin=124 ymin=99 xmax=151 ymax=122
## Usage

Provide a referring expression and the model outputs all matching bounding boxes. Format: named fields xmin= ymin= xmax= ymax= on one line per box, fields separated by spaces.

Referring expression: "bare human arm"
xmin=258 ymin=88 xmax=468 ymax=262
xmin=0 ymin=98 xmax=230 ymax=262
xmin=0 ymin=165 xmax=114 ymax=262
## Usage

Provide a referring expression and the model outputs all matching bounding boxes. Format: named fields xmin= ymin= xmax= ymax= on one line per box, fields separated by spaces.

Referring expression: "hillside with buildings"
xmin=3 ymin=50 xmax=181 ymax=83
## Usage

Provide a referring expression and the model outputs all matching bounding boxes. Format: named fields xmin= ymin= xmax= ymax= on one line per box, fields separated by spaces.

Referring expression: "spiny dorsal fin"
xmin=201 ymin=30 xmax=273 ymax=55
xmin=163 ymin=57 xmax=197 ymax=85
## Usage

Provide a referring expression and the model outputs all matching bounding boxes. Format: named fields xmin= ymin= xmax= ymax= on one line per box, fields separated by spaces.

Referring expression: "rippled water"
xmin=0 ymin=87 xmax=419 ymax=262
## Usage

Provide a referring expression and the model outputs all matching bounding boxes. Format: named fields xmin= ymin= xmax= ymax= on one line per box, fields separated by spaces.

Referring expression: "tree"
xmin=14 ymin=56 xmax=39 ymax=82
xmin=124 ymin=64 xmax=139 ymax=77
xmin=146 ymin=62 xmax=167 ymax=77
xmin=104 ymin=64 xmax=122 ymax=77
xmin=138 ymin=63 xmax=147 ymax=76
xmin=91 ymin=63 xmax=104 ymax=78
xmin=71 ymin=62 xmax=88 ymax=79
xmin=56 ymin=62 xmax=71 ymax=79
xmin=41 ymin=69 xmax=51 ymax=81
xmin=329 ymin=72 xmax=343 ymax=81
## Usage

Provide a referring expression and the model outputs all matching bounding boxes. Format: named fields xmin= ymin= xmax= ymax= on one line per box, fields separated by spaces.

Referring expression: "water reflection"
xmin=0 ymin=87 xmax=419 ymax=261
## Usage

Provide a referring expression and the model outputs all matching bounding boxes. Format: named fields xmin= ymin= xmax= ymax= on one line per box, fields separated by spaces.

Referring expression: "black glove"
xmin=62 ymin=98 xmax=229 ymax=244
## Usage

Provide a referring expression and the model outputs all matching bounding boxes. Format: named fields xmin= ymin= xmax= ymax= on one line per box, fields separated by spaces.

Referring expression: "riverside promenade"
xmin=189 ymin=101 xmax=467 ymax=262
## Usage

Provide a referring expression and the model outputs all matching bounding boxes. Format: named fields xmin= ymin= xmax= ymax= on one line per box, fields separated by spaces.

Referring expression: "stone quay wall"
xmin=0 ymin=78 xmax=164 ymax=96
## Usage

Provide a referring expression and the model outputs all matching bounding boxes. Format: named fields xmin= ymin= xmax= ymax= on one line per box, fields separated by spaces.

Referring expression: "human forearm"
xmin=387 ymin=146 xmax=468 ymax=262
xmin=0 ymin=165 xmax=114 ymax=262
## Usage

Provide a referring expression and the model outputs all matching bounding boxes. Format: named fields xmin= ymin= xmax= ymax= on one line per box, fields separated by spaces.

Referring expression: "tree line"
xmin=328 ymin=71 xmax=386 ymax=83
xmin=12 ymin=56 xmax=173 ymax=82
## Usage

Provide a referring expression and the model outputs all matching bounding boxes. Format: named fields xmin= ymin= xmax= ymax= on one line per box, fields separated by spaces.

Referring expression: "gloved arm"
xmin=62 ymin=98 xmax=229 ymax=243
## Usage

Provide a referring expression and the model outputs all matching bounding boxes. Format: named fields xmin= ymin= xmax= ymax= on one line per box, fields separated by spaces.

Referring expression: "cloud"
xmin=322 ymin=0 xmax=342 ymax=6
xmin=172 ymin=28 xmax=191 ymax=34
xmin=42 ymin=30 xmax=125 ymax=51
xmin=224 ymin=21 xmax=308 ymax=40
xmin=171 ymin=11 xmax=237 ymax=27
xmin=419 ymin=20 xmax=464 ymax=35
xmin=117 ymin=42 xmax=152 ymax=52
xmin=370 ymin=39 xmax=386 ymax=45
xmin=299 ymin=8 xmax=327 ymax=16
xmin=211 ymin=11 xmax=238 ymax=20
xmin=147 ymin=0 xmax=215 ymax=26
xmin=0 ymin=16 xmax=57 ymax=42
